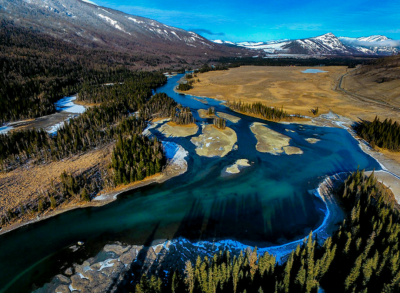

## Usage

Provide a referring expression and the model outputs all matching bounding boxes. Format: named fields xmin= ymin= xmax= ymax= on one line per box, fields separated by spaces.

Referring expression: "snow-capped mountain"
xmin=339 ymin=35 xmax=399 ymax=55
xmin=0 ymin=0 xmax=244 ymax=63
xmin=212 ymin=39 xmax=290 ymax=49
xmin=215 ymin=33 xmax=355 ymax=56
xmin=213 ymin=40 xmax=236 ymax=46
xmin=214 ymin=33 xmax=399 ymax=56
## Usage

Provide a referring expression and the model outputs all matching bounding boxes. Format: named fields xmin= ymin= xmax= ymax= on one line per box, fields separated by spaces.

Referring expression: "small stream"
xmin=0 ymin=95 xmax=86 ymax=135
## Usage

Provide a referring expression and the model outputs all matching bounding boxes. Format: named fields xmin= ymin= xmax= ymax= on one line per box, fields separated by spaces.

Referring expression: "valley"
xmin=0 ymin=73 xmax=390 ymax=292
xmin=1 ymin=0 xmax=400 ymax=292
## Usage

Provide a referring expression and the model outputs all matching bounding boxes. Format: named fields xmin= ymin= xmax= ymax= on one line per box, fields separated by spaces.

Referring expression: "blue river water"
xmin=0 ymin=74 xmax=380 ymax=292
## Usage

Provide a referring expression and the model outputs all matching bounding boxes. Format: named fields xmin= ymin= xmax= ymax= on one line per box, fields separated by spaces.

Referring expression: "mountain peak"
xmin=313 ymin=32 xmax=338 ymax=40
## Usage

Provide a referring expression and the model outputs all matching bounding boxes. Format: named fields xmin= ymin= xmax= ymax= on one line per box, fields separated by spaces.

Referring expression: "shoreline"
xmin=0 ymin=142 xmax=188 ymax=236
xmin=36 ymin=171 xmax=349 ymax=293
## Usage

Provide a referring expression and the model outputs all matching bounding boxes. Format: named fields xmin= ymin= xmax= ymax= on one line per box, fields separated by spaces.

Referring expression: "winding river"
xmin=0 ymin=74 xmax=380 ymax=292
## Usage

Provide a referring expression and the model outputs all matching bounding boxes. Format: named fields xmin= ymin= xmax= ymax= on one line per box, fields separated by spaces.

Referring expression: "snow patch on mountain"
xmin=98 ymin=14 xmax=130 ymax=35
xmin=80 ymin=0 xmax=97 ymax=5
xmin=127 ymin=17 xmax=144 ymax=24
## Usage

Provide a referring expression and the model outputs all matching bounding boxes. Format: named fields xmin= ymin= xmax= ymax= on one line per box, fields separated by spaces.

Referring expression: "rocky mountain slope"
xmin=0 ymin=0 xmax=244 ymax=66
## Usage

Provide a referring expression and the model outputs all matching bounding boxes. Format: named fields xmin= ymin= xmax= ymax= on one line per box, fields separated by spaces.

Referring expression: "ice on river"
xmin=162 ymin=141 xmax=188 ymax=169
xmin=55 ymin=96 xmax=86 ymax=113
xmin=0 ymin=125 xmax=13 ymax=135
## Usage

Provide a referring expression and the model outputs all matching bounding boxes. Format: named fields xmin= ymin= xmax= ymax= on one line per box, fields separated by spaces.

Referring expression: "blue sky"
xmin=93 ymin=0 xmax=400 ymax=42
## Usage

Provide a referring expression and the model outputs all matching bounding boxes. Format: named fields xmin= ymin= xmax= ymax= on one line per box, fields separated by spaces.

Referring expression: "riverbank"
xmin=34 ymin=171 xmax=349 ymax=293
xmin=0 ymin=142 xmax=188 ymax=236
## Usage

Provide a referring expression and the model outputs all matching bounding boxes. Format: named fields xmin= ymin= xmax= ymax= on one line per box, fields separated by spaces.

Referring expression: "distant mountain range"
xmin=213 ymin=33 xmax=399 ymax=56
xmin=0 ymin=0 xmax=244 ymax=67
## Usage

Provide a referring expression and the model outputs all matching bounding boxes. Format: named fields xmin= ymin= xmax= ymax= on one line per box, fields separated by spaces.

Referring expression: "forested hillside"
xmin=132 ymin=170 xmax=400 ymax=293
xmin=0 ymin=72 xmax=167 ymax=171
xmin=0 ymin=20 xmax=147 ymax=123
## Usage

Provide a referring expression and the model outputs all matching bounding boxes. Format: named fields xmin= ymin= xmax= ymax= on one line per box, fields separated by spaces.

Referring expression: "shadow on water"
xmin=0 ymin=73 xmax=382 ymax=293
xmin=169 ymin=191 xmax=317 ymax=248
xmin=115 ymin=222 xmax=161 ymax=292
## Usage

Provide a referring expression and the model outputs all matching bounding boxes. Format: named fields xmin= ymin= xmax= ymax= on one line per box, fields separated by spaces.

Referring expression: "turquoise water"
xmin=302 ymin=69 xmax=328 ymax=73
xmin=0 ymin=74 xmax=380 ymax=292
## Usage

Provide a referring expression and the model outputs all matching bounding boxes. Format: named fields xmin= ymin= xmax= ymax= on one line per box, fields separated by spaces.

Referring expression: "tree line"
xmin=194 ymin=63 xmax=234 ymax=74
xmin=111 ymin=134 xmax=165 ymax=186
xmin=355 ymin=116 xmax=400 ymax=151
xmin=213 ymin=118 xmax=227 ymax=129
xmin=229 ymin=101 xmax=295 ymax=121
xmin=130 ymin=169 xmax=400 ymax=293
xmin=216 ymin=56 xmax=378 ymax=69
xmin=140 ymin=93 xmax=195 ymax=125
xmin=177 ymin=83 xmax=193 ymax=91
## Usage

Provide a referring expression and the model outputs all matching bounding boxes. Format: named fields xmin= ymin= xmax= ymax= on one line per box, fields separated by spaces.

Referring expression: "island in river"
xmin=158 ymin=121 xmax=199 ymax=137
xmin=190 ymin=124 xmax=237 ymax=157
xmin=250 ymin=122 xmax=303 ymax=155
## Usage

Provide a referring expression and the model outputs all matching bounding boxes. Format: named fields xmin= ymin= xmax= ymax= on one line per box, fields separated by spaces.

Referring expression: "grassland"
xmin=182 ymin=66 xmax=400 ymax=123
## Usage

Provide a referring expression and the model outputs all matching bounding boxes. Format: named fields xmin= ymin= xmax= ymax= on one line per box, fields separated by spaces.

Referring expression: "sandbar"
xmin=283 ymin=146 xmax=303 ymax=155
xmin=217 ymin=112 xmax=241 ymax=123
xmin=250 ymin=122 xmax=302 ymax=155
xmin=190 ymin=125 xmax=237 ymax=157
xmin=158 ymin=122 xmax=198 ymax=137
xmin=224 ymin=159 xmax=251 ymax=174
xmin=305 ymin=138 xmax=321 ymax=144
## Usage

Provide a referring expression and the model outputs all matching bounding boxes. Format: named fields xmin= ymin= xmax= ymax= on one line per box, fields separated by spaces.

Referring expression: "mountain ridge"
xmin=213 ymin=33 xmax=399 ymax=56
xmin=0 ymin=0 xmax=245 ymax=67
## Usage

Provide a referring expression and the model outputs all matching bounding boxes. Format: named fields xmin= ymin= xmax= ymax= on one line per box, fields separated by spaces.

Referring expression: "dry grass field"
xmin=0 ymin=144 xmax=113 ymax=216
xmin=343 ymin=60 xmax=400 ymax=109
xmin=183 ymin=66 xmax=400 ymax=123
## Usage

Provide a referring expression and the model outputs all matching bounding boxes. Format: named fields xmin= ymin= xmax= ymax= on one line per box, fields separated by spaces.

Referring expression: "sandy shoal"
xmin=283 ymin=146 xmax=304 ymax=155
xmin=158 ymin=122 xmax=198 ymax=137
xmin=225 ymin=159 xmax=250 ymax=174
xmin=217 ymin=112 xmax=241 ymax=123
xmin=250 ymin=122 xmax=302 ymax=155
xmin=198 ymin=109 xmax=217 ymax=119
xmin=305 ymin=138 xmax=321 ymax=144
xmin=190 ymin=125 xmax=237 ymax=157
